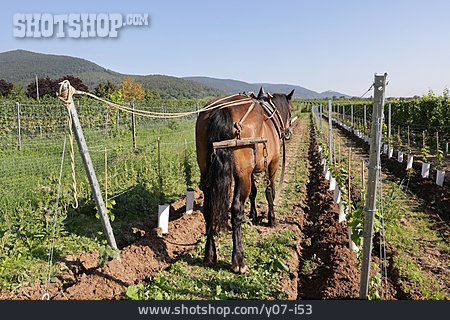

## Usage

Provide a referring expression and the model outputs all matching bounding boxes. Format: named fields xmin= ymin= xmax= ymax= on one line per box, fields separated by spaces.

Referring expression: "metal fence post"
xmin=388 ymin=103 xmax=391 ymax=149
xmin=131 ymin=102 xmax=136 ymax=151
xmin=351 ymin=104 xmax=354 ymax=128
xmin=319 ymin=104 xmax=323 ymax=130
xmin=359 ymin=73 xmax=387 ymax=299
xmin=16 ymin=102 xmax=21 ymax=150
xmin=328 ymin=100 xmax=333 ymax=164
xmin=364 ymin=104 xmax=367 ymax=133
xmin=67 ymin=100 xmax=118 ymax=250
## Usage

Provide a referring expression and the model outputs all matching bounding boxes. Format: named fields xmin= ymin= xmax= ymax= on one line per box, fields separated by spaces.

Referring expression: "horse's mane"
xmin=269 ymin=93 xmax=291 ymax=124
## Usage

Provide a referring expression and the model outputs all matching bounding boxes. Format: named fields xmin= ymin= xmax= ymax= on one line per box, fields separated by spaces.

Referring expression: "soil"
xmin=335 ymin=121 xmax=450 ymax=224
xmin=2 ymin=116 xmax=367 ymax=300
xmin=332 ymin=119 xmax=450 ymax=300
xmin=297 ymin=121 xmax=360 ymax=299
xmin=1 ymin=196 xmax=206 ymax=300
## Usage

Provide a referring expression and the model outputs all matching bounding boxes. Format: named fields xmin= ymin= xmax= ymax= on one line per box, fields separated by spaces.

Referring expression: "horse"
xmin=195 ymin=87 xmax=294 ymax=273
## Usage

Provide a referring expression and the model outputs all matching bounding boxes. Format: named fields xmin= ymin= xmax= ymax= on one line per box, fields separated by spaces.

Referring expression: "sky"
xmin=1 ymin=0 xmax=449 ymax=97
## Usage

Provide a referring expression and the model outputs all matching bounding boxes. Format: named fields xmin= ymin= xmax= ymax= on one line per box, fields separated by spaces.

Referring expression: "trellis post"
xmin=359 ymin=73 xmax=387 ymax=299
xmin=364 ymin=105 xmax=367 ymax=133
xmin=351 ymin=104 xmax=354 ymax=128
xmin=328 ymin=100 xmax=333 ymax=164
xmin=388 ymin=103 xmax=391 ymax=151
xmin=319 ymin=104 xmax=323 ymax=130
xmin=16 ymin=102 xmax=21 ymax=150
xmin=131 ymin=102 xmax=137 ymax=151
xmin=67 ymin=99 xmax=118 ymax=250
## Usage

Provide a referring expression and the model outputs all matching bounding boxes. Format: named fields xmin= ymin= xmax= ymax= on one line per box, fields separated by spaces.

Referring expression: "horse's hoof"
xmin=203 ymin=257 xmax=216 ymax=268
xmin=231 ymin=262 xmax=248 ymax=274
xmin=268 ymin=219 xmax=276 ymax=227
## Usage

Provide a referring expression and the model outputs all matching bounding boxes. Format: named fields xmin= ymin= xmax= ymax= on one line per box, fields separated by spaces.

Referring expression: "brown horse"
xmin=195 ymin=88 xmax=294 ymax=273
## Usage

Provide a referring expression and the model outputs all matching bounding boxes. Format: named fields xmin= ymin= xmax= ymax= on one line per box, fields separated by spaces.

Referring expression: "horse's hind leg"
xmin=249 ymin=174 xmax=258 ymax=225
xmin=202 ymin=187 xmax=217 ymax=266
xmin=231 ymin=173 xmax=251 ymax=273
xmin=266 ymin=161 xmax=278 ymax=227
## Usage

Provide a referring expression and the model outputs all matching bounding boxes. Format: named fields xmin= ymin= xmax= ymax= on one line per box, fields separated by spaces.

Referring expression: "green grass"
xmin=382 ymin=179 xmax=449 ymax=299
xmin=320 ymin=119 xmax=449 ymax=300
xmin=0 ymin=117 xmax=198 ymax=290
xmin=126 ymin=113 xmax=310 ymax=301
xmin=126 ymin=226 xmax=297 ymax=300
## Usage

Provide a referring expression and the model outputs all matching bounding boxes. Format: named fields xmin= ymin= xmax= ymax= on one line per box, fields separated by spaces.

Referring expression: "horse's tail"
xmin=205 ymin=108 xmax=234 ymax=233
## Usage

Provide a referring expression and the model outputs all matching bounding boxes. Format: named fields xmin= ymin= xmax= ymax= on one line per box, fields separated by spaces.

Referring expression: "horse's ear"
xmin=286 ymin=89 xmax=295 ymax=100
xmin=257 ymin=86 xmax=265 ymax=99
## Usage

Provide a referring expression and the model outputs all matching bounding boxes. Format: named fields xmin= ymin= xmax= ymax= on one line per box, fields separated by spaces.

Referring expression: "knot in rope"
xmin=57 ymin=80 xmax=78 ymax=209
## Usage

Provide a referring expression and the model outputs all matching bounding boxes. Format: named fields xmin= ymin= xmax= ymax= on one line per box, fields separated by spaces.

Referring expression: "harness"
xmin=211 ymin=92 xmax=290 ymax=205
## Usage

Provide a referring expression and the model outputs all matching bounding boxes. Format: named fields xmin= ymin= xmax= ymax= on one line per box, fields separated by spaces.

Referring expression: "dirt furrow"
xmin=297 ymin=119 xmax=360 ymax=299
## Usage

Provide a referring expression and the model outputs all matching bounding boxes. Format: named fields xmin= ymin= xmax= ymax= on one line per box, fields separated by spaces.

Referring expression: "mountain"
xmin=0 ymin=50 xmax=350 ymax=99
xmin=183 ymin=76 xmax=351 ymax=99
xmin=0 ymin=50 xmax=223 ymax=98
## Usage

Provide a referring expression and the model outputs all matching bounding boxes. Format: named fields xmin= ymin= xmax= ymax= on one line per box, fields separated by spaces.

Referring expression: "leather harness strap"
xmin=211 ymin=94 xmax=289 ymax=205
xmin=234 ymin=102 xmax=255 ymax=139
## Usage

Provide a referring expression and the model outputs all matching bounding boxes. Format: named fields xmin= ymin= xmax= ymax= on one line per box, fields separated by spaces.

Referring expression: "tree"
xmin=145 ymin=89 xmax=161 ymax=101
xmin=56 ymin=75 xmax=89 ymax=92
xmin=26 ymin=77 xmax=58 ymax=99
xmin=0 ymin=79 xmax=13 ymax=97
xmin=121 ymin=77 xmax=145 ymax=102
xmin=94 ymin=81 xmax=118 ymax=99
xmin=26 ymin=75 xmax=88 ymax=99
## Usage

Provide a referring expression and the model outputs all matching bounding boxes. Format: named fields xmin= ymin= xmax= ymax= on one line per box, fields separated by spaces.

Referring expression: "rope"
xmin=42 ymin=134 xmax=67 ymax=300
xmin=66 ymin=104 xmax=78 ymax=208
xmin=57 ymin=80 xmax=251 ymax=119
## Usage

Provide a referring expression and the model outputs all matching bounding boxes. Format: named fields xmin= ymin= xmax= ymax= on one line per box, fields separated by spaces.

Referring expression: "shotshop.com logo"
xmin=13 ymin=13 xmax=149 ymax=38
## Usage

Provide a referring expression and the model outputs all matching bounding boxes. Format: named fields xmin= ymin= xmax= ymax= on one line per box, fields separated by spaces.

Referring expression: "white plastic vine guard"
xmin=333 ymin=187 xmax=341 ymax=204
xmin=397 ymin=151 xmax=403 ymax=163
xmin=421 ymin=163 xmax=430 ymax=178
xmin=158 ymin=204 xmax=170 ymax=234
xmin=186 ymin=190 xmax=194 ymax=214
xmin=388 ymin=147 xmax=394 ymax=159
xmin=436 ymin=170 xmax=445 ymax=187
xmin=338 ymin=203 xmax=346 ymax=222
xmin=329 ymin=177 xmax=336 ymax=191
xmin=406 ymin=155 xmax=414 ymax=169
xmin=347 ymin=227 xmax=359 ymax=252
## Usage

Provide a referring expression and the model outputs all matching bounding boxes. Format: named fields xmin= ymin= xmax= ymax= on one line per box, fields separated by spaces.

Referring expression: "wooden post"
xmin=16 ymin=102 xmax=21 ymax=150
xmin=363 ymin=104 xmax=367 ymax=134
xmin=407 ymin=126 xmax=410 ymax=153
xmin=348 ymin=147 xmax=351 ymax=207
xmin=351 ymin=105 xmax=354 ymax=128
xmin=67 ymin=99 xmax=117 ymax=249
xmin=361 ymin=160 xmax=365 ymax=200
xmin=328 ymin=100 xmax=333 ymax=164
xmin=35 ymin=75 xmax=40 ymax=103
xmin=436 ymin=132 xmax=439 ymax=154
xmin=104 ymin=110 xmax=109 ymax=134
xmin=104 ymin=147 xmax=108 ymax=204
xmin=157 ymin=137 xmax=162 ymax=202
xmin=319 ymin=104 xmax=323 ymax=130
xmin=360 ymin=73 xmax=387 ymax=299
xmin=131 ymin=102 xmax=136 ymax=151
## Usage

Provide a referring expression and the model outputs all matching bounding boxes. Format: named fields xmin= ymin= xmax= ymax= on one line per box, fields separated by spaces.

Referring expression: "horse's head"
xmin=268 ymin=89 xmax=295 ymax=137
